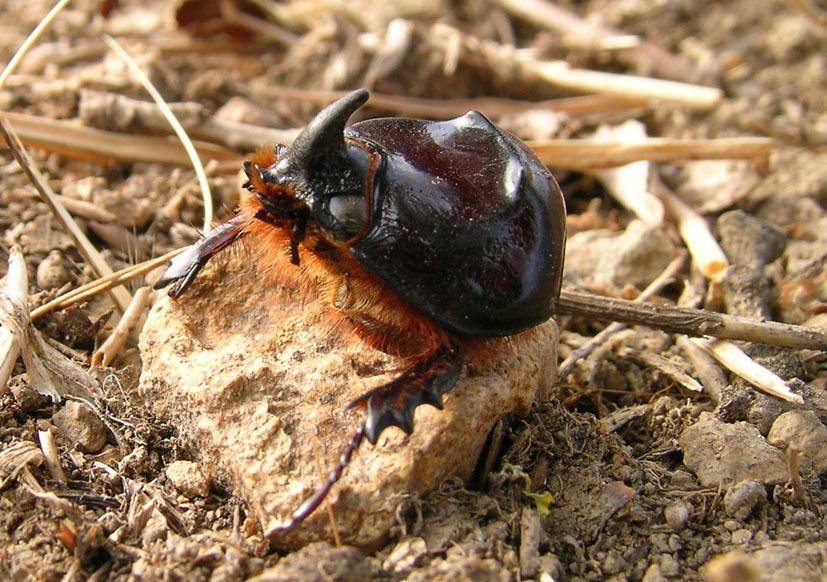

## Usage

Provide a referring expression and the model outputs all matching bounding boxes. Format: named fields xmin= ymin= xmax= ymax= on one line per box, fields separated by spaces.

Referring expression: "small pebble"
xmin=564 ymin=220 xmax=678 ymax=290
xmin=52 ymin=400 xmax=108 ymax=453
xmin=250 ymin=542 xmax=370 ymax=582
xmin=383 ymin=537 xmax=427 ymax=573
xmin=659 ymin=553 xmax=680 ymax=577
xmin=668 ymin=470 xmax=696 ymax=488
xmin=165 ymin=460 xmax=210 ymax=498
xmin=703 ymin=551 xmax=758 ymax=582
xmin=538 ymin=554 xmax=565 ymax=581
xmin=723 ymin=480 xmax=767 ymax=520
xmin=602 ymin=549 xmax=627 ymax=576
xmin=767 ymin=410 xmax=827 ymax=475
xmin=731 ymin=529 xmax=753 ymax=545
xmin=36 ymin=250 xmax=71 ymax=290
xmin=10 ymin=383 xmax=47 ymax=412
xmin=680 ymin=413 xmax=788 ymax=487
xmin=141 ymin=515 xmax=168 ymax=546
xmin=664 ymin=501 xmax=690 ymax=530
xmin=666 ymin=534 xmax=682 ymax=552
xmin=642 ymin=564 xmax=666 ymax=582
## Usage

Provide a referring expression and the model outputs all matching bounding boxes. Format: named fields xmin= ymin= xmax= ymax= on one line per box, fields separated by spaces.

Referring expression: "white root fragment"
xmin=38 ymin=428 xmax=67 ymax=483
xmin=0 ymin=249 xmax=99 ymax=401
xmin=0 ymin=245 xmax=28 ymax=393
xmin=497 ymin=0 xmax=639 ymax=51
xmin=92 ymin=286 xmax=151 ymax=368
xmin=363 ymin=18 xmax=414 ymax=89
xmin=656 ymin=180 xmax=729 ymax=281
xmin=527 ymin=59 xmax=722 ymax=108
xmin=689 ymin=338 xmax=804 ymax=404
xmin=593 ymin=120 xmax=664 ymax=226
xmin=429 ymin=23 xmax=722 ymax=108
xmin=0 ymin=441 xmax=45 ymax=487
xmin=102 ymin=35 xmax=213 ymax=233
xmin=676 ymin=335 xmax=727 ymax=403
xmin=619 ymin=347 xmax=704 ymax=392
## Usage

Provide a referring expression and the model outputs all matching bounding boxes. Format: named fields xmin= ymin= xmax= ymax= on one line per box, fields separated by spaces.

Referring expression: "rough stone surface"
xmin=706 ymin=542 xmax=827 ymax=582
xmin=723 ymin=480 xmax=767 ymax=520
xmin=679 ymin=412 xmax=789 ymax=487
xmin=717 ymin=210 xmax=787 ymax=270
xmin=403 ymin=552 xmax=510 ymax=582
xmin=663 ymin=501 xmax=690 ymax=531
xmin=563 ymin=220 xmax=678 ymax=291
xmin=383 ymin=537 xmax=428 ymax=574
xmin=769 ymin=543 xmax=827 ymax=581
xmin=714 ymin=344 xmax=810 ymax=434
xmin=767 ymin=409 xmax=827 ymax=475
xmin=139 ymin=254 xmax=558 ymax=550
xmin=165 ymin=460 xmax=210 ymax=498
xmin=36 ymin=250 xmax=72 ymax=290
xmin=248 ymin=542 xmax=370 ymax=582
xmin=51 ymin=400 xmax=108 ymax=453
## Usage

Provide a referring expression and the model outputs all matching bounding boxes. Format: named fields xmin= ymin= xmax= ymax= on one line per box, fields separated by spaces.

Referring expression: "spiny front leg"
xmin=154 ymin=214 xmax=249 ymax=298
xmin=348 ymin=341 xmax=463 ymax=444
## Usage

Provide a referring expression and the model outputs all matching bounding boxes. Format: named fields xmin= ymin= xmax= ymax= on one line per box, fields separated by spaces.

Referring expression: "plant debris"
xmin=2 ymin=0 xmax=827 ymax=580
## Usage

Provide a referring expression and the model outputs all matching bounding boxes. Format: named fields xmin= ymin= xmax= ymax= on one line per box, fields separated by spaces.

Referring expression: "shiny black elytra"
xmin=154 ymin=89 xmax=566 ymax=530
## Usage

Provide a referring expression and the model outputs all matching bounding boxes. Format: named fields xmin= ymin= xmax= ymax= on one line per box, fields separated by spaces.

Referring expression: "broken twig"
xmin=0 ymin=120 xmax=133 ymax=313
xmin=558 ymin=290 xmax=827 ymax=351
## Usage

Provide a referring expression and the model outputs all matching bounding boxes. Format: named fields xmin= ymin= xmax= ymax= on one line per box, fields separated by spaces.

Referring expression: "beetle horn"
xmin=271 ymin=89 xmax=369 ymax=195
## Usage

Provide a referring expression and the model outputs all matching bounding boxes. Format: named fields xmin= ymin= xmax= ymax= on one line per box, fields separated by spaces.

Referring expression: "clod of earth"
xmin=139 ymin=252 xmax=558 ymax=549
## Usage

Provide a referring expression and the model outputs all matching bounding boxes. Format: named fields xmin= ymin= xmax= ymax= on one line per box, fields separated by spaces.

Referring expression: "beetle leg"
xmin=347 ymin=341 xmax=463 ymax=444
xmin=153 ymin=215 xmax=248 ymax=298
xmin=272 ymin=341 xmax=462 ymax=532
xmin=270 ymin=425 xmax=366 ymax=533
xmin=254 ymin=193 xmax=308 ymax=266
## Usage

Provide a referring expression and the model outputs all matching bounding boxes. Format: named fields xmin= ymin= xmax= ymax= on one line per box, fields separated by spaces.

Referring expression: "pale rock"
xmin=767 ymin=410 xmax=827 ymax=475
xmin=139 ymin=254 xmax=558 ymax=549
xmin=384 ymin=537 xmax=428 ymax=573
xmin=723 ymin=480 xmax=767 ymax=520
xmin=663 ymin=500 xmax=690 ymax=530
xmin=248 ymin=542 xmax=369 ymax=582
xmin=563 ymin=220 xmax=678 ymax=291
xmin=679 ymin=412 xmax=788 ymax=487
xmin=52 ymin=400 xmax=108 ymax=453
xmin=166 ymin=460 xmax=210 ymax=498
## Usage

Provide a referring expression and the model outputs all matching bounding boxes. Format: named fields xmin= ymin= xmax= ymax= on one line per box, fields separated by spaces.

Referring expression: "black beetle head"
xmin=245 ymin=90 xmax=371 ymax=251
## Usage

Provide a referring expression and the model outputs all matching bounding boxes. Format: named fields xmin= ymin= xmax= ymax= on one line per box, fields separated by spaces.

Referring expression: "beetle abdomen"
xmin=347 ymin=112 xmax=566 ymax=337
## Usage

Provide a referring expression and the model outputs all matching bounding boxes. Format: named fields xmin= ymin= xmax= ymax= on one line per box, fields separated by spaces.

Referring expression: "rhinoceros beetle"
xmin=154 ymin=89 xmax=566 ymax=529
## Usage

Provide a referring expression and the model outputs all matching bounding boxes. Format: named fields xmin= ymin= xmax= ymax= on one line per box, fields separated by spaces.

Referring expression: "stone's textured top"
xmin=139 ymin=253 xmax=558 ymax=549
xmin=680 ymin=412 xmax=789 ymax=487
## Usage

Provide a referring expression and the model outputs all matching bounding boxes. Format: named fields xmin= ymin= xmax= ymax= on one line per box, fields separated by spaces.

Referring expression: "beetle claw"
xmin=347 ymin=342 xmax=462 ymax=445
xmin=154 ymin=215 xmax=248 ymax=298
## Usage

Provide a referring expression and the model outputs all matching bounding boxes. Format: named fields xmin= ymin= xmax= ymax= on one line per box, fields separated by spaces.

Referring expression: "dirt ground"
xmin=2 ymin=0 xmax=827 ymax=580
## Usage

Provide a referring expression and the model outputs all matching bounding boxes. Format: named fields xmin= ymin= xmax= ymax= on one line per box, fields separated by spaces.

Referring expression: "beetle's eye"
xmin=321 ymin=194 xmax=368 ymax=241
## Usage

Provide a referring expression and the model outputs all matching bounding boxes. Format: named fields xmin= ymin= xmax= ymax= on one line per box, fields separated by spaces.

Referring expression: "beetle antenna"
xmin=271 ymin=424 xmax=366 ymax=532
